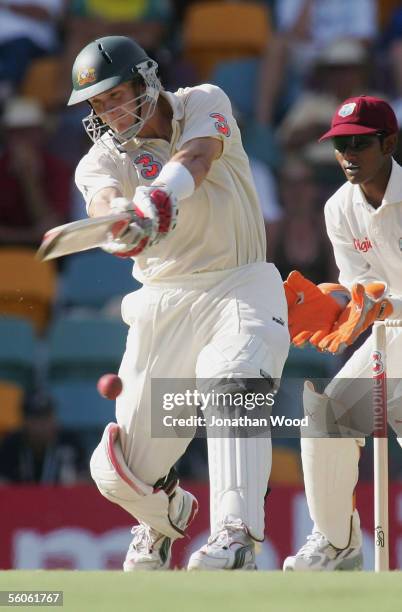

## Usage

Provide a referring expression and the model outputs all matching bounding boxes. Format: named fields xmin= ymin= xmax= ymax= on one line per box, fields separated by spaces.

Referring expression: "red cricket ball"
xmin=97 ymin=373 xmax=123 ymax=400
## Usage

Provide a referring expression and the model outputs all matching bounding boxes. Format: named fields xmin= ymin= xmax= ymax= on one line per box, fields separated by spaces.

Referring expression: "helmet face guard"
xmin=82 ymin=59 xmax=161 ymax=145
xmin=68 ymin=37 xmax=161 ymax=146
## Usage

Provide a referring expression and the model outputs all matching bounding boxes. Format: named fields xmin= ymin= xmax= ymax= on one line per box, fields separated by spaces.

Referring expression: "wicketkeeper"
xmin=68 ymin=36 xmax=290 ymax=571
xmin=283 ymin=96 xmax=402 ymax=570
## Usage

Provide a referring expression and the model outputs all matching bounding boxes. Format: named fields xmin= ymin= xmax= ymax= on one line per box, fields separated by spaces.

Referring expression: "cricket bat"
xmin=36 ymin=212 xmax=149 ymax=261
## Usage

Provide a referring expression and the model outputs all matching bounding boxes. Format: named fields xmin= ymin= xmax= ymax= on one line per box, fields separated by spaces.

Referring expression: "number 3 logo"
xmin=134 ymin=153 xmax=162 ymax=179
xmin=210 ymin=113 xmax=231 ymax=137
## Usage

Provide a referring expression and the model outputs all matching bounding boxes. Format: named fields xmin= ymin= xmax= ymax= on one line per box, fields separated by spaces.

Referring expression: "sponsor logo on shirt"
xmin=354 ymin=237 xmax=372 ymax=253
xmin=134 ymin=153 xmax=162 ymax=179
xmin=210 ymin=113 xmax=231 ymax=137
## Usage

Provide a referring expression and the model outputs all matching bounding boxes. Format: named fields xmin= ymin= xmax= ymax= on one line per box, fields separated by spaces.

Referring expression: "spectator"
xmin=380 ymin=6 xmax=402 ymax=124
xmin=0 ymin=0 xmax=66 ymax=102
xmin=249 ymin=156 xmax=283 ymax=262
xmin=0 ymin=394 xmax=88 ymax=484
xmin=59 ymin=0 xmax=173 ymax=101
xmin=0 ymin=97 xmax=72 ymax=246
xmin=232 ymin=108 xmax=283 ymax=260
xmin=273 ymin=155 xmax=337 ymax=284
xmin=277 ymin=38 xmax=382 ymax=165
xmin=256 ymin=0 xmax=378 ymax=126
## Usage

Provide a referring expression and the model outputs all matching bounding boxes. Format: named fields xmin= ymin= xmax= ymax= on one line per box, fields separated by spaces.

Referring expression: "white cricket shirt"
xmin=325 ymin=158 xmax=402 ymax=311
xmin=75 ymin=84 xmax=266 ymax=284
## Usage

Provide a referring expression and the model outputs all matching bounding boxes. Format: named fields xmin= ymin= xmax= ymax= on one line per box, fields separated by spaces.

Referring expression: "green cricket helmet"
xmin=68 ymin=36 xmax=161 ymax=144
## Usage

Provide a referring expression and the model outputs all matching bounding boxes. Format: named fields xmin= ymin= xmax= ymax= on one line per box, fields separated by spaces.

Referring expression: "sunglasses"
xmin=332 ymin=133 xmax=385 ymax=153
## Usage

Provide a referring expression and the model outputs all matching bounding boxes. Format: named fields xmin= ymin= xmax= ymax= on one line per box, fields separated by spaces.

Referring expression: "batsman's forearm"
xmin=88 ymin=186 xmax=123 ymax=217
xmin=171 ymin=137 xmax=222 ymax=188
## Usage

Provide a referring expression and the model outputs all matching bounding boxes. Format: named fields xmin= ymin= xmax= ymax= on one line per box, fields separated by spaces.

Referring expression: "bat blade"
xmin=36 ymin=212 xmax=144 ymax=261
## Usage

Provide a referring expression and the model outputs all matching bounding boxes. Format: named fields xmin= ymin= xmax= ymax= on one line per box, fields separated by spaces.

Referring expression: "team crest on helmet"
xmin=338 ymin=102 xmax=356 ymax=118
xmin=77 ymin=67 xmax=96 ymax=86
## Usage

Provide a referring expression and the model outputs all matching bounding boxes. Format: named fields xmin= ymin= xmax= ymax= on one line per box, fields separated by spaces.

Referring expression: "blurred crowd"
xmin=1 ymin=0 xmax=402 ymax=485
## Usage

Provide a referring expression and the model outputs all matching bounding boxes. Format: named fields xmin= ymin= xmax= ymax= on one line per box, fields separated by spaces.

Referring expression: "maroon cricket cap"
xmin=319 ymin=96 xmax=398 ymax=141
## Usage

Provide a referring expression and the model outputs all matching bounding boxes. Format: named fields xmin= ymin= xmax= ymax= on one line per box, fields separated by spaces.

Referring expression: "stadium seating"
xmin=61 ymin=250 xmax=141 ymax=310
xmin=211 ymin=58 xmax=259 ymax=118
xmin=271 ymin=445 xmax=302 ymax=485
xmin=241 ymin=121 xmax=282 ymax=170
xmin=182 ymin=1 xmax=271 ymax=80
xmin=20 ymin=57 xmax=62 ymax=110
xmin=282 ymin=345 xmax=338 ymax=379
xmin=0 ymin=381 xmax=24 ymax=436
xmin=50 ymin=381 xmax=115 ymax=430
xmin=48 ymin=316 xmax=127 ymax=454
xmin=211 ymin=57 xmax=282 ymax=169
xmin=0 ymin=317 xmax=37 ymax=390
xmin=378 ymin=0 xmax=402 ymax=29
xmin=48 ymin=316 xmax=127 ymax=381
xmin=0 ymin=248 xmax=57 ymax=334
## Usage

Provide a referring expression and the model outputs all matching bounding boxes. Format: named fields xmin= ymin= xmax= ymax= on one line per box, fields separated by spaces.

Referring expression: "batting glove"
xmin=101 ymin=197 xmax=150 ymax=257
xmin=102 ymin=186 xmax=178 ymax=258
xmin=132 ymin=185 xmax=178 ymax=246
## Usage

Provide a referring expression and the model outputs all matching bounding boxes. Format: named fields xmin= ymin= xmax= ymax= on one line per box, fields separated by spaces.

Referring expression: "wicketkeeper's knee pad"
xmin=90 ymin=423 xmax=188 ymax=540
xmin=303 ymin=380 xmax=368 ymax=442
xmin=302 ymin=382 xmax=362 ymax=549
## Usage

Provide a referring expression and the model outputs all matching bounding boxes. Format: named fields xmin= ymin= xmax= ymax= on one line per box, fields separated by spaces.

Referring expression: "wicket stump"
xmin=372 ymin=319 xmax=402 ymax=571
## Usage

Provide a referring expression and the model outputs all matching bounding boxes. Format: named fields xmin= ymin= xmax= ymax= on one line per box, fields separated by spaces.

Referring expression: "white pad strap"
xmin=90 ymin=423 xmax=186 ymax=540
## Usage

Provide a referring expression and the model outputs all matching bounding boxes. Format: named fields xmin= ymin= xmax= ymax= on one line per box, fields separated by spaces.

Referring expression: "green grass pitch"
xmin=0 ymin=572 xmax=401 ymax=612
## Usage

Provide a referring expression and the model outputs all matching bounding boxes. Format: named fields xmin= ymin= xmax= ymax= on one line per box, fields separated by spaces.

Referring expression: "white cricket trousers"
xmin=114 ymin=262 xmax=290 ymax=486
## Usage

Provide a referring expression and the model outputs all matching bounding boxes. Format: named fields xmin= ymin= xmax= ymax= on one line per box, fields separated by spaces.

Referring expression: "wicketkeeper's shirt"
xmin=75 ymin=84 xmax=266 ymax=284
xmin=324 ymin=158 xmax=402 ymax=306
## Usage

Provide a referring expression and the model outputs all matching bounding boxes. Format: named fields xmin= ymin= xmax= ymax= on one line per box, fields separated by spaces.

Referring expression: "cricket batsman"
xmin=68 ymin=36 xmax=290 ymax=570
xmin=283 ymin=96 xmax=402 ymax=570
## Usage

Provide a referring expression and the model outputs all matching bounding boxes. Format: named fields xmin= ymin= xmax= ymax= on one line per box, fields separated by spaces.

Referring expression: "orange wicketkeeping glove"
xmin=284 ymin=270 xmax=350 ymax=348
xmin=316 ymin=282 xmax=393 ymax=354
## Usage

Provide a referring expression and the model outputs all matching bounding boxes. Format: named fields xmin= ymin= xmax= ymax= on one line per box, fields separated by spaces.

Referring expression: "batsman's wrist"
xmin=152 ymin=161 xmax=195 ymax=201
xmin=110 ymin=197 xmax=133 ymax=214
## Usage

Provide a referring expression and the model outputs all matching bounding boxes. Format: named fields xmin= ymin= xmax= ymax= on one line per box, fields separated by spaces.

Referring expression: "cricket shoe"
xmin=123 ymin=490 xmax=198 ymax=571
xmin=283 ymin=531 xmax=363 ymax=571
xmin=187 ymin=516 xmax=257 ymax=571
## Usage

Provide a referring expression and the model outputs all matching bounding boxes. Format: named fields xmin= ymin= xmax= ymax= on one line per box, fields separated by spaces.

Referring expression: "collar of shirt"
xmin=352 ymin=158 xmax=402 ymax=210
xmin=124 ymin=89 xmax=184 ymax=152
